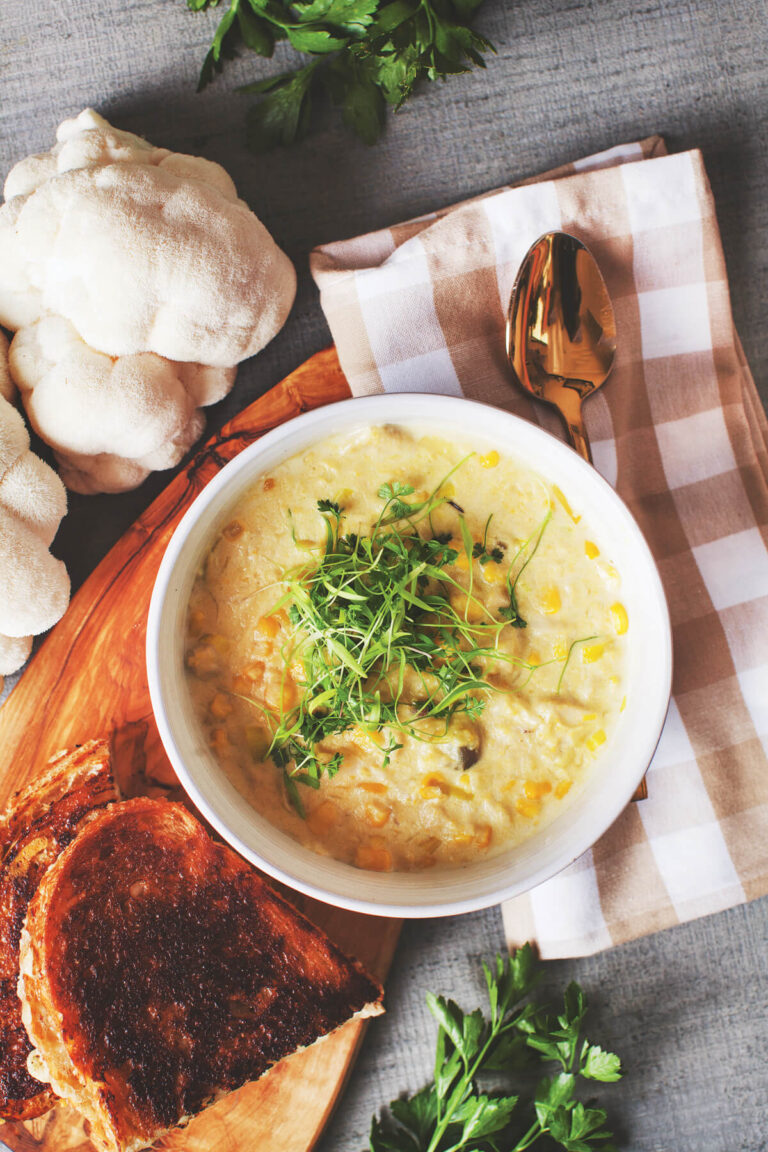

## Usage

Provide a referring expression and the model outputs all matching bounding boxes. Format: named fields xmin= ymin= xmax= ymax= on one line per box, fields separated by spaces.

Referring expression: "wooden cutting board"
xmin=0 ymin=347 xmax=401 ymax=1152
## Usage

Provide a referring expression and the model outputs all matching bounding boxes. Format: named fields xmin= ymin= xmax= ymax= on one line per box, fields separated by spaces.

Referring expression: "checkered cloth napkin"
xmin=310 ymin=138 xmax=768 ymax=958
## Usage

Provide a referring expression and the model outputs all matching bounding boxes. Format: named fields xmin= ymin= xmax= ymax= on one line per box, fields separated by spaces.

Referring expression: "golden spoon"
xmin=505 ymin=230 xmax=616 ymax=464
xmin=506 ymin=231 xmax=647 ymax=801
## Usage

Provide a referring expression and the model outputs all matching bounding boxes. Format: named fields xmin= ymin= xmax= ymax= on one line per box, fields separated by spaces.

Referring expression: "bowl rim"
xmin=147 ymin=392 xmax=672 ymax=918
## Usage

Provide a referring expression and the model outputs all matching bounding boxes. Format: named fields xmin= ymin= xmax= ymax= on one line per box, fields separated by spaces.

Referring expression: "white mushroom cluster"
xmin=0 ymin=110 xmax=296 ymax=493
xmin=0 ymin=332 xmax=69 ymax=678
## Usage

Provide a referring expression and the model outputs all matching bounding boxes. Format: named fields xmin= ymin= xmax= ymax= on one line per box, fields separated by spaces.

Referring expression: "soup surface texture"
xmin=185 ymin=425 xmax=627 ymax=871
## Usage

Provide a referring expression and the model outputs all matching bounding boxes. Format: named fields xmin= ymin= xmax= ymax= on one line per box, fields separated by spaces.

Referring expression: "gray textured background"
xmin=1 ymin=1 xmax=767 ymax=1149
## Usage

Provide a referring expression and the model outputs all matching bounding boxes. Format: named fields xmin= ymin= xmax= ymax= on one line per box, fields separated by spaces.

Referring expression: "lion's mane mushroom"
xmin=0 ymin=332 xmax=69 ymax=679
xmin=0 ymin=109 xmax=296 ymax=494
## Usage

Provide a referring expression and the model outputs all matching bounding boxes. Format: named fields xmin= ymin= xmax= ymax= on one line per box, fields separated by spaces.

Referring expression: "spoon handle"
xmin=562 ymin=407 xmax=592 ymax=465
xmin=549 ymin=382 xmax=593 ymax=463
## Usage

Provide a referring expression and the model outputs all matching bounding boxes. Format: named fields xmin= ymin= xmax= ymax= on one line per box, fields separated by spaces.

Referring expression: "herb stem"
xmin=513 ymin=1121 xmax=546 ymax=1151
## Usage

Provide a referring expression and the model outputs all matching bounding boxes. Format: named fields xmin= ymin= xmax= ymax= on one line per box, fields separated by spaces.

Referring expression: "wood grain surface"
xmin=0 ymin=347 xmax=401 ymax=1152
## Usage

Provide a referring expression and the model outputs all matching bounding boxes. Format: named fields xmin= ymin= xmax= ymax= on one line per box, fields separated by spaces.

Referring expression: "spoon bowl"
xmin=506 ymin=231 xmax=617 ymax=462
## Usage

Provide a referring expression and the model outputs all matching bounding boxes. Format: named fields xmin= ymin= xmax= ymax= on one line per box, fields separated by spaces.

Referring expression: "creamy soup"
xmin=185 ymin=425 xmax=627 ymax=871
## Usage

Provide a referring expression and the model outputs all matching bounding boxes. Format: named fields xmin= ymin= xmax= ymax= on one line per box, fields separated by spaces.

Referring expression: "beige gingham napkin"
xmin=309 ymin=138 xmax=768 ymax=958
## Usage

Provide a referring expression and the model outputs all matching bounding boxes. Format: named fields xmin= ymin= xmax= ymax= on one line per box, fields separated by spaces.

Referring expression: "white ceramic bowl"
xmin=147 ymin=394 xmax=671 ymax=918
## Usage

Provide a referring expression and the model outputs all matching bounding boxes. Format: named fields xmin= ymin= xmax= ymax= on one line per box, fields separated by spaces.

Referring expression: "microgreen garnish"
xmin=556 ymin=635 xmax=599 ymax=695
xmin=472 ymin=513 xmax=506 ymax=566
xmin=497 ymin=508 xmax=551 ymax=630
xmin=370 ymin=946 xmax=623 ymax=1152
xmin=252 ymin=465 xmax=556 ymax=808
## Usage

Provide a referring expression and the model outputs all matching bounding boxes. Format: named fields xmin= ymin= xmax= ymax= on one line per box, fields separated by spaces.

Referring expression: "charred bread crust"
xmin=19 ymin=797 xmax=383 ymax=1152
xmin=0 ymin=738 xmax=117 ymax=1119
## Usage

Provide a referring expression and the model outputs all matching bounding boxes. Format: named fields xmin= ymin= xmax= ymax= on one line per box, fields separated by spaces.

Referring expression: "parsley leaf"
xmin=243 ymin=61 xmax=320 ymax=149
xmin=370 ymin=947 xmax=623 ymax=1152
xmin=187 ymin=0 xmax=494 ymax=148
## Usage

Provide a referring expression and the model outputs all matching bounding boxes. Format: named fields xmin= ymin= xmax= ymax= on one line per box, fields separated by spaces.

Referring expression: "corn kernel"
xmin=539 ymin=587 xmax=561 ymax=615
xmin=620 ymin=695 xmax=627 ymax=713
xmin=222 ymin=519 xmax=244 ymax=540
xmin=552 ymin=639 xmax=568 ymax=660
xmin=582 ymin=643 xmax=605 ymax=664
xmin=188 ymin=608 xmax=206 ymax=637
xmin=355 ymin=845 xmax=393 ymax=872
xmin=479 ymin=450 xmax=499 ymax=469
xmin=256 ymin=615 xmax=280 ymax=639
xmin=420 ymin=772 xmax=450 ymax=800
xmin=441 ymin=481 xmax=456 ymax=499
xmin=365 ymin=802 xmax=391 ymax=828
xmin=475 ymin=824 xmax=493 ymax=849
xmin=359 ymin=781 xmax=387 ymax=795
xmin=452 ymin=550 xmax=469 ymax=572
xmin=584 ymin=540 xmax=600 ymax=559
xmin=242 ymin=661 xmax=265 ymax=682
xmin=586 ymin=728 xmax=607 ymax=752
xmin=552 ymin=485 xmax=581 ymax=523
xmin=307 ymin=801 xmax=339 ymax=835
xmin=555 ymin=779 xmax=572 ymax=799
xmin=451 ymin=832 xmax=474 ymax=845
xmin=610 ymin=602 xmax=629 ymax=635
xmin=209 ymin=693 xmax=232 ymax=720
xmin=515 ymin=797 xmax=541 ymax=820
xmin=351 ymin=727 xmax=386 ymax=751
xmin=524 ymin=779 xmax=552 ymax=800
xmin=483 ymin=561 xmax=504 ymax=584
xmin=336 ymin=487 xmax=353 ymax=505
xmin=208 ymin=726 xmax=230 ymax=755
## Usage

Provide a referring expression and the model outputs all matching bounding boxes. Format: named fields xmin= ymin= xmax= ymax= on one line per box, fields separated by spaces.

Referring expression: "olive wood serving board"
xmin=0 ymin=347 xmax=401 ymax=1152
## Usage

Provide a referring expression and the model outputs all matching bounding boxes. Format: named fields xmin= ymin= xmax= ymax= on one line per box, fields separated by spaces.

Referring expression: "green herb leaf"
xmin=581 ymin=1044 xmax=622 ymax=1082
xmin=186 ymin=0 xmax=494 ymax=148
xmin=243 ymin=61 xmax=319 ymax=149
xmin=369 ymin=948 xmax=623 ymax=1152
xmin=237 ymin=2 xmax=275 ymax=55
xmin=534 ymin=1072 xmax=576 ymax=1125
xmin=197 ymin=0 xmax=239 ymax=91
xmin=390 ymin=1084 xmax=439 ymax=1144
xmin=293 ymin=0 xmax=379 ymax=34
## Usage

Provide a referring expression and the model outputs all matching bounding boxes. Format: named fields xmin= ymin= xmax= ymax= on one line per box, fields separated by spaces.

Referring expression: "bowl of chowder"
xmin=147 ymin=394 xmax=671 ymax=917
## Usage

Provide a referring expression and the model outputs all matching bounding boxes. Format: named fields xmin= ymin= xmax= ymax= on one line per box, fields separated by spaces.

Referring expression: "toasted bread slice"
xmin=19 ymin=797 xmax=383 ymax=1152
xmin=0 ymin=738 xmax=117 ymax=1120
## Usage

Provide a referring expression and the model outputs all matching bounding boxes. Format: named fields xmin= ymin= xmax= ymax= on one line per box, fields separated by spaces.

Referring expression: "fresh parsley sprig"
xmin=370 ymin=946 xmax=623 ymax=1152
xmin=186 ymin=0 xmax=494 ymax=149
